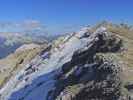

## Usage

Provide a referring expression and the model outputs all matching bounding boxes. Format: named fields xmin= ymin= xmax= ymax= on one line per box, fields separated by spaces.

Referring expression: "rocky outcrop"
xmin=56 ymin=55 xmax=122 ymax=100
xmin=49 ymin=27 xmax=125 ymax=100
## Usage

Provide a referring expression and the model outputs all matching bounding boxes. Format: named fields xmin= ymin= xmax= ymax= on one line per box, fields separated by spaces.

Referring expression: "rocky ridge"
xmin=0 ymin=23 xmax=132 ymax=100
xmin=52 ymin=27 xmax=124 ymax=100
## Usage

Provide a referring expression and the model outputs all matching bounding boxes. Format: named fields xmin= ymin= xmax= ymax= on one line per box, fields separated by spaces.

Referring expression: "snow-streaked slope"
xmin=0 ymin=26 xmax=95 ymax=100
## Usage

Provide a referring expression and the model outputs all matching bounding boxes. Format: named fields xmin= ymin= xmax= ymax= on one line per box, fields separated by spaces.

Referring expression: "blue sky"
xmin=0 ymin=0 xmax=132 ymax=34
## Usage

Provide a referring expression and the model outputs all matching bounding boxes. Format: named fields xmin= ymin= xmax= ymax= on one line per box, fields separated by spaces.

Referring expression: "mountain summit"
xmin=0 ymin=22 xmax=133 ymax=100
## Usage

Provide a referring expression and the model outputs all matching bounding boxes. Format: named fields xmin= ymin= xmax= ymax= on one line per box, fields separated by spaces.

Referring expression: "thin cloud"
xmin=0 ymin=20 xmax=47 ymax=34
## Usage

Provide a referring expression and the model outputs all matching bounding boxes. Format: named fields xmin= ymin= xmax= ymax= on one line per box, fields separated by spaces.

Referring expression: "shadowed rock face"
xmin=56 ymin=56 xmax=122 ymax=100
xmin=75 ymin=55 xmax=121 ymax=100
xmin=47 ymin=28 xmax=124 ymax=100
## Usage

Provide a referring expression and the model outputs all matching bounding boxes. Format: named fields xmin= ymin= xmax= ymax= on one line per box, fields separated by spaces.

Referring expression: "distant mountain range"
xmin=0 ymin=32 xmax=60 ymax=58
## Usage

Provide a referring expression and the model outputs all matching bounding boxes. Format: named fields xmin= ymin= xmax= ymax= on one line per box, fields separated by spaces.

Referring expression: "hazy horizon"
xmin=0 ymin=0 xmax=132 ymax=34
